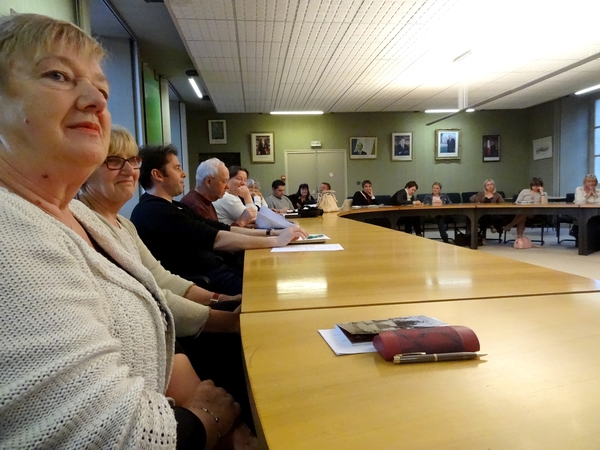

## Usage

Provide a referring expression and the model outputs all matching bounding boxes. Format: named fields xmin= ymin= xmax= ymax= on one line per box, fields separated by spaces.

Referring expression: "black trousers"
xmin=178 ymin=330 xmax=255 ymax=433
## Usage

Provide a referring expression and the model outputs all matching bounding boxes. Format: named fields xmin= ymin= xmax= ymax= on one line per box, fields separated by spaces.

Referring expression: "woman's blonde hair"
xmin=583 ymin=174 xmax=598 ymax=185
xmin=109 ymin=125 xmax=138 ymax=158
xmin=483 ymin=178 xmax=496 ymax=193
xmin=0 ymin=14 xmax=104 ymax=83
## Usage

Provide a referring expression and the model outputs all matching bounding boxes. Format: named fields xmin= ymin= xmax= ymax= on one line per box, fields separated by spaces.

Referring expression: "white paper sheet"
xmin=256 ymin=207 xmax=295 ymax=229
xmin=271 ymin=244 xmax=344 ymax=252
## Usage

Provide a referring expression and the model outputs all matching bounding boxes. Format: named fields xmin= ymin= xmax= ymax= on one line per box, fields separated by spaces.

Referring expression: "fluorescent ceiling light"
xmin=270 ymin=111 xmax=324 ymax=115
xmin=188 ymin=77 xmax=203 ymax=98
xmin=466 ymin=108 xmax=475 ymax=112
xmin=425 ymin=109 xmax=459 ymax=113
xmin=575 ymin=84 xmax=600 ymax=95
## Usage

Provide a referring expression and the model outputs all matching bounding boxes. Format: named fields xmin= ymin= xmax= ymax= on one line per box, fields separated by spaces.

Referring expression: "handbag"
xmin=317 ymin=191 xmax=339 ymax=212
xmin=513 ymin=236 xmax=532 ymax=249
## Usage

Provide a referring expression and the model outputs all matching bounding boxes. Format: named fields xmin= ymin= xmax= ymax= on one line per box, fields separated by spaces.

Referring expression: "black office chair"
xmin=374 ymin=195 xmax=392 ymax=205
xmin=556 ymin=193 xmax=576 ymax=244
xmin=461 ymin=191 xmax=478 ymax=203
xmin=446 ymin=193 xmax=461 ymax=204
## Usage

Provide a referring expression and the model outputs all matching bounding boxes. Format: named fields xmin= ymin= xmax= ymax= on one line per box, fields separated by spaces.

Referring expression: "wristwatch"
xmin=266 ymin=228 xmax=274 ymax=236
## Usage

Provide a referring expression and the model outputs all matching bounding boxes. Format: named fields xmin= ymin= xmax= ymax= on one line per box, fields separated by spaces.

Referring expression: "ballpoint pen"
xmin=393 ymin=352 xmax=486 ymax=364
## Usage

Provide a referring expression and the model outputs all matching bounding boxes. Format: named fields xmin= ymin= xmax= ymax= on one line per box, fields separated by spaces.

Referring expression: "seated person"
xmin=266 ymin=179 xmax=294 ymax=212
xmin=212 ymin=165 xmax=257 ymax=227
xmin=80 ymin=126 xmax=241 ymax=327
xmin=574 ymin=174 xmax=600 ymax=204
xmin=289 ymin=183 xmax=316 ymax=209
xmin=247 ymin=177 xmax=268 ymax=208
xmin=470 ymin=178 xmax=505 ymax=239
xmin=352 ymin=180 xmax=377 ymax=206
xmin=180 ymin=157 xmax=228 ymax=221
xmin=79 ymin=126 xmax=258 ymax=432
xmin=391 ymin=181 xmax=422 ymax=236
xmin=0 ymin=14 xmax=239 ymax=448
xmin=503 ymin=176 xmax=548 ymax=238
xmin=422 ymin=182 xmax=451 ymax=243
xmin=320 ymin=181 xmax=332 ymax=192
xmin=130 ymin=145 xmax=307 ymax=296
xmin=569 ymin=174 xmax=600 ymax=238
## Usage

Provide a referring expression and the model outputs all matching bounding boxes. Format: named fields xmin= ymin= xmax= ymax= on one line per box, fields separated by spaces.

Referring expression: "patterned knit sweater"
xmin=91 ymin=211 xmax=210 ymax=338
xmin=0 ymin=189 xmax=178 ymax=448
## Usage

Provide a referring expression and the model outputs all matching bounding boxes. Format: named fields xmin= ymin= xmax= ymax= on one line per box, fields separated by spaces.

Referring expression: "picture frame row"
xmin=351 ymin=131 xmax=500 ymax=162
xmin=208 ymin=120 xmax=501 ymax=163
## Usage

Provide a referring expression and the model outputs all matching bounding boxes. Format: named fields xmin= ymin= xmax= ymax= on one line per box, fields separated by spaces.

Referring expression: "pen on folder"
xmin=393 ymin=352 xmax=486 ymax=364
xmin=307 ymin=234 xmax=324 ymax=239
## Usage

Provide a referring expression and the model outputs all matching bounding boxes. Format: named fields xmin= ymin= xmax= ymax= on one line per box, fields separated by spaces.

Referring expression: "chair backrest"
xmin=497 ymin=190 xmax=506 ymax=199
xmin=512 ymin=194 xmax=518 ymax=202
xmin=461 ymin=191 xmax=478 ymax=203
xmin=565 ymin=193 xmax=575 ymax=203
xmin=446 ymin=192 xmax=461 ymax=204
xmin=374 ymin=194 xmax=392 ymax=205
xmin=416 ymin=193 xmax=426 ymax=202
xmin=340 ymin=199 xmax=353 ymax=211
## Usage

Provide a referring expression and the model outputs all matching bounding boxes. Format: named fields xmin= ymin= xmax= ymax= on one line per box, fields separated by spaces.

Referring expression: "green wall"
xmin=186 ymin=109 xmax=533 ymax=199
xmin=1 ymin=0 xmax=75 ymax=22
xmin=143 ymin=65 xmax=163 ymax=145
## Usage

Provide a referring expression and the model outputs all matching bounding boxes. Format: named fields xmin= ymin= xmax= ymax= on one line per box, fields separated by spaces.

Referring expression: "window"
xmin=594 ymin=99 xmax=600 ymax=177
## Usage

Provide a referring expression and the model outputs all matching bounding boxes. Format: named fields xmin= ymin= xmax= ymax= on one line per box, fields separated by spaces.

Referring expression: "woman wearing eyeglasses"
xmin=0 ymin=14 xmax=244 ymax=449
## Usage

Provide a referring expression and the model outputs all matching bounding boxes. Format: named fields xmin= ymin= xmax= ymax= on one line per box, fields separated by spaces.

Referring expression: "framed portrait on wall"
xmin=349 ymin=137 xmax=377 ymax=159
xmin=208 ymin=120 xmax=227 ymax=144
xmin=251 ymin=132 xmax=275 ymax=163
xmin=435 ymin=129 xmax=460 ymax=160
xmin=392 ymin=133 xmax=412 ymax=161
xmin=533 ymin=136 xmax=552 ymax=160
xmin=482 ymin=135 xmax=500 ymax=162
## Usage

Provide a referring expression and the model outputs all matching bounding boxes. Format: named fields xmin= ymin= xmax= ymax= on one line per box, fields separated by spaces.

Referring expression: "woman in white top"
xmin=503 ymin=177 xmax=548 ymax=237
xmin=574 ymin=174 xmax=600 ymax=204
xmin=247 ymin=177 xmax=269 ymax=208
xmin=213 ymin=166 xmax=257 ymax=227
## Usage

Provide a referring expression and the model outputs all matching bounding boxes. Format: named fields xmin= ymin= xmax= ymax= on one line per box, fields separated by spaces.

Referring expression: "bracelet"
xmin=210 ymin=292 xmax=219 ymax=303
xmin=199 ymin=407 xmax=221 ymax=438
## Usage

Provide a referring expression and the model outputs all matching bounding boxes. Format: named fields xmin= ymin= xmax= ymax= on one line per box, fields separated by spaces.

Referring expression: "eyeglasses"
xmin=104 ymin=156 xmax=142 ymax=170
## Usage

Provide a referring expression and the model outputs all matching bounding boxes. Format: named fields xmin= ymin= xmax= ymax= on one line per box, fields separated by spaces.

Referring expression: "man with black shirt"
xmin=131 ymin=145 xmax=307 ymax=295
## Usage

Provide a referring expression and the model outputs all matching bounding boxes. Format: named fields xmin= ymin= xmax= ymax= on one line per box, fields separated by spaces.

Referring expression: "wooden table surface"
xmin=242 ymin=293 xmax=600 ymax=449
xmin=242 ymin=214 xmax=600 ymax=313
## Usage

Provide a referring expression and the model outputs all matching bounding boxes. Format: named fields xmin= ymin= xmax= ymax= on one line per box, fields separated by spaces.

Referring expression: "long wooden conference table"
xmin=241 ymin=215 xmax=600 ymax=449
xmin=339 ymin=203 xmax=600 ymax=255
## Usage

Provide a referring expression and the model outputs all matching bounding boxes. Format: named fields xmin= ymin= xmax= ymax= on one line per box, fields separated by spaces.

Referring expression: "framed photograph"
xmin=435 ymin=129 xmax=460 ymax=160
xmin=349 ymin=137 xmax=377 ymax=160
xmin=533 ymin=136 xmax=552 ymax=160
xmin=251 ymin=132 xmax=275 ymax=163
xmin=482 ymin=135 xmax=500 ymax=162
xmin=392 ymin=133 xmax=412 ymax=161
xmin=208 ymin=120 xmax=227 ymax=144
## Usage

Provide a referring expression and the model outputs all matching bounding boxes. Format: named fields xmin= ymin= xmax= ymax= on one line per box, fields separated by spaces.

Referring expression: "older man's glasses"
xmin=104 ymin=156 xmax=142 ymax=170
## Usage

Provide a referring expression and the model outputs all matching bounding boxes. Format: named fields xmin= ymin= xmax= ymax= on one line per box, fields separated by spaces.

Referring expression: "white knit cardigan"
xmin=91 ymin=211 xmax=210 ymax=338
xmin=0 ymin=189 xmax=178 ymax=448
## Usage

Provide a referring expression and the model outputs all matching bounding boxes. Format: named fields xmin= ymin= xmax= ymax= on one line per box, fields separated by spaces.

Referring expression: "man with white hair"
xmin=181 ymin=158 xmax=228 ymax=221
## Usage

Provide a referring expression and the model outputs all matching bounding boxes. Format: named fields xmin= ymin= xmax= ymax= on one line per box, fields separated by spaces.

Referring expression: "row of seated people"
xmin=350 ymin=177 xmax=600 ymax=244
xmin=1 ymin=15 xmax=306 ymax=448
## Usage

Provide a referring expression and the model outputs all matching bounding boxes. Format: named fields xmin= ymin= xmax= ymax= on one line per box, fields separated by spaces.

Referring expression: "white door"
xmin=285 ymin=150 xmax=347 ymax=200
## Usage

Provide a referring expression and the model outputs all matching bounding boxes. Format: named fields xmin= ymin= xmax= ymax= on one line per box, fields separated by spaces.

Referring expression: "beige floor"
xmin=424 ymin=225 xmax=600 ymax=281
